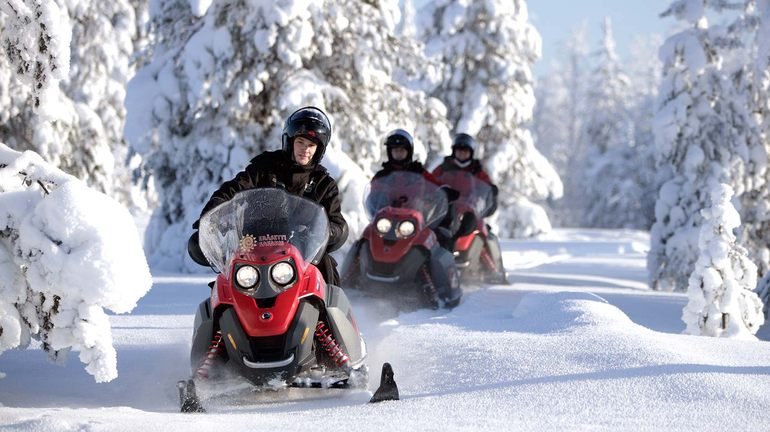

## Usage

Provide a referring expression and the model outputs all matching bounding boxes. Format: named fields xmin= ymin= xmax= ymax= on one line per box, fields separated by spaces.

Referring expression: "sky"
xmin=412 ymin=0 xmax=675 ymax=76
xmin=2 ymin=229 xmax=770 ymax=430
xmin=526 ymin=0 xmax=674 ymax=75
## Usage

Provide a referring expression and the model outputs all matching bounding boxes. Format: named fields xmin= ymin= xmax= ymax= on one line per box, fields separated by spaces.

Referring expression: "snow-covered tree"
xmin=0 ymin=143 xmax=152 ymax=382
xmin=399 ymin=0 xmax=417 ymax=38
xmin=750 ymin=0 xmax=770 ymax=314
xmin=737 ymin=0 xmax=770 ymax=276
xmin=0 ymin=0 xmax=148 ymax=211
xmin=533 ymin=24 xmax=588 ymax=228
xmin=418 ymin=0 xmax=562 ymax=237
xmin=754 ymin=271 xmax=770 ymax=319
xmin=649 ymin=0 xmax=762 ymax=291
xmin=578 ymin=19 xmax=638 ymax=228
xmin=627 ymin=34 xmax=664 ymax=228
xmin=126 ymin=0 xmax=452 ymax=271
xmin=582 ymin=19 xmax=632 ymax=159
xmin=683 ymin=183 xmax=764 ymax=339
xmin=535 ymin=23 xmax=659 ymax=230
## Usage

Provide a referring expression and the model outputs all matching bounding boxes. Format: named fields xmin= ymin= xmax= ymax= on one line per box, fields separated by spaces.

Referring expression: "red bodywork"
xmin=210 ymin=243 xmax=326 ymax=337
xmin=366 ymin=206 xmax=436 ymax=263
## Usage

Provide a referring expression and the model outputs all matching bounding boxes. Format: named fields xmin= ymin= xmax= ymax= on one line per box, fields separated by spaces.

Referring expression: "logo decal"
xmin=257 ymin=234 xmax=288 ymax=247
xmin=240 ymin=234 xmax=257 ymax=252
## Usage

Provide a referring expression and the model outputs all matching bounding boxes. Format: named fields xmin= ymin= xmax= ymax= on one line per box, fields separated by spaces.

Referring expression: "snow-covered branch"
xmin=0 ymin=0 xmax=70 ymax=111
xmin=0 ymin=143 xmax=152 ymax=382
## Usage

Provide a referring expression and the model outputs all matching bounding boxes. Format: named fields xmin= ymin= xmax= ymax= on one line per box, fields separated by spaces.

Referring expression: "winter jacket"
xmin=190 ymin=150 xmax=348 ymax=284
xmin=431 ymin=156 xmax=493 ymax=184
xmin=432 ymin=156 xmax=498 ymax=216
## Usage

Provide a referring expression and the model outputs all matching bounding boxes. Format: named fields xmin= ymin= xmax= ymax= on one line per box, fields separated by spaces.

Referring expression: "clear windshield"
xmin=198 ymin=188 xmax=330 ymax=276
xmin=434 ymin=170 xmax=494 ymax=217
xmin=365 ymin=172 xmax=448 ymax=227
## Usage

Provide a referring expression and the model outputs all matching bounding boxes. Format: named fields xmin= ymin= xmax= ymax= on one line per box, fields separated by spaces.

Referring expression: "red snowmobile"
xmin=433 ymin=171 xmax=507 ymax=284
xmin=340 ymin=172 xmax=462 ymax=309
xmin=179 ymin=188 xmax=397 ymax=412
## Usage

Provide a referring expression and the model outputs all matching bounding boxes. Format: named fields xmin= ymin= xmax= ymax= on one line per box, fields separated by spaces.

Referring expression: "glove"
xmin=439 ymin=185 xmax=460 ymax=202
xmin=187 ymin=231 xmax=211 ymax=267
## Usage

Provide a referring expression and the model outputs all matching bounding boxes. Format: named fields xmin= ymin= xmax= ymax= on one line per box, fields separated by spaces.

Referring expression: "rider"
xmin=340 ymin=128 xmax=461 ymax=308
xmin=373 ymin=129 xmax=440 ymax=183
xmin=432 ymin=132 xmax=507 ymax=284
xmin=188 ymin=106 xmax=348 ymax=285
xmin=373 ymin=129 xmax=459 ymax=247
xmin=432 ymin=132 xmax=498 ymax=214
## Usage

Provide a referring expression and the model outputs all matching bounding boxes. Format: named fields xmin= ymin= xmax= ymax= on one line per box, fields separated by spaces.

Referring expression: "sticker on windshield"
xmin=240 ymin=234 xmax=257 ymax=252
xmin=257 ymin=234 xmax=288 ymax=247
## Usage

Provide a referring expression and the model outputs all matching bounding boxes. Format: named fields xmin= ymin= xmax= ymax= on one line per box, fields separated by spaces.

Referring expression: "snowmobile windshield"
xmin=198 ymin=188 xmax=330 ymax=276
xmin=365 ymin=172 xmax=449 ymax=227
xmin=434 ymin=171 xmax=494 ymax=217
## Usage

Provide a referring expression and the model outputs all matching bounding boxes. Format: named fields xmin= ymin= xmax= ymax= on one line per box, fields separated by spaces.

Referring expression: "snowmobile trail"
xmin=3 ymin=230 xmax=770 ymax=431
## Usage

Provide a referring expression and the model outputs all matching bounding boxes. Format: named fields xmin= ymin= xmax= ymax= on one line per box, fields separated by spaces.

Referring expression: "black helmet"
xmin=452 ymin=133 xmax=476 ymax=158
xmin=282 ymin=106 xmax=332 ymax=165
xmin=384 ymin=128 xmax=414 ymax=162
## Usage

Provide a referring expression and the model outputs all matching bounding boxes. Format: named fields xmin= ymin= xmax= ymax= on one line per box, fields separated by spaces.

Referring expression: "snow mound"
xmin=512 ymin=291 xmax=633 ymax=333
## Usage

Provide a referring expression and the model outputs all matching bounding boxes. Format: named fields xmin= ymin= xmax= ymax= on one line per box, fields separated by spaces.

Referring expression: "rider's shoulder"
xmin=408 ymin=161 xmax=426 ymax=172
xmin=311 ymin=163 xmax=329 ymax=175
xmin=249 ymin=150 xmax=286 ymax=166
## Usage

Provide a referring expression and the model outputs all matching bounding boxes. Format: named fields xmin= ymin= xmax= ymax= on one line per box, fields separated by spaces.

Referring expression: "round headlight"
xmin=236 ymin=265 xmax=259 ymax=288
xmin=397 ymin=220 xmax=415 ymax=237
xmin=271 ymin=261 xmax=295 ymax=285
xmin=376 ymin=217 xmax=392 ymax=234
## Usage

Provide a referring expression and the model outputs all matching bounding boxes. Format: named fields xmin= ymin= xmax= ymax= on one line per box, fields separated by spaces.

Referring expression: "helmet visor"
xmin=385 ymin=135 xmax=411 ymax=149
xmin=285 ymin=117 xmax=330 ymax=147
xmin=452 ymin=134 xmax=474 ymax=150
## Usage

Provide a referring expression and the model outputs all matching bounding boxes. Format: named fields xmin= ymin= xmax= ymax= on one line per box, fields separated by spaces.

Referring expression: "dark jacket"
xmin=191 ymin=150 xmax=348 ymax=284
xmin=373 ymin=160 xmax=441 ymax=184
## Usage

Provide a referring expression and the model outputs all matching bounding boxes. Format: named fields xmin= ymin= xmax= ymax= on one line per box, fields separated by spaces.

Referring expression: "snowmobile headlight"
xmin=271 ymin=261 xmax=295 ymax=285
xmin=376 ymin=217 xmax=392 ymax=234
xmin=236 ymin=265 xmax=259 ymax=289
xmin=397 ymin=220 xmax=415 ymax=237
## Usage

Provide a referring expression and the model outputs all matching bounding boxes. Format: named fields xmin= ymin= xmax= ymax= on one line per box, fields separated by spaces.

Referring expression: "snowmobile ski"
xmin=369 ymin=363 xmax=399 ymax=403
xmin=178 ymin=379 xmax=205 ymax=413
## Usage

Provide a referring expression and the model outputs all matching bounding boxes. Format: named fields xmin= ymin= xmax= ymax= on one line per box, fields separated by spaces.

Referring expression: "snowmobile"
xmin=433 ymin=171 xmax=508 ymax=284
xmin=340 ymin=172 xmax=462 ymax=310
xmin=178 ymin=188 xmax=397 ymax=412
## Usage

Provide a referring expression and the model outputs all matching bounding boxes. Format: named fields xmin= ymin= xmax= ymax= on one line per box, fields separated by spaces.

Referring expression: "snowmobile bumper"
xmin=242 ymin=353 xmax=295 ymax=369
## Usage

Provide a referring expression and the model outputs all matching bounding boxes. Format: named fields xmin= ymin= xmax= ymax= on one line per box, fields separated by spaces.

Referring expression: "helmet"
xmin=384 ymin=128 xmax=414 ymax=162
xmin=282 ymin=106 xmax=332 ymax=165
xmin=452 ymin=133 xmax=476 ymax=158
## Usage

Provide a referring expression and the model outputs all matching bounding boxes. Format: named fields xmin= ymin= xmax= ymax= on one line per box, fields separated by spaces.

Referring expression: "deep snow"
xmin=1 ymin=229 xmax=769 ymax=431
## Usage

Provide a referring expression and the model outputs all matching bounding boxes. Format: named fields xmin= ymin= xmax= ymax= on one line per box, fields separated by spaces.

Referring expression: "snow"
xmin=0 ymin=144 xmax=152 ymax=383
xmin=2 ymin=227 xmax=769 ymax=430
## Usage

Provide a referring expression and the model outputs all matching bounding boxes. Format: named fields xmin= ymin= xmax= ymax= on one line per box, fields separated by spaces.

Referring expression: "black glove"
xmin=486 ymin=185 xmax=499 ymax=217
xmin=439 ymin=185 xmax=460 ymax=202
xmin=187 ymin=231 xmax=211 ymax=267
